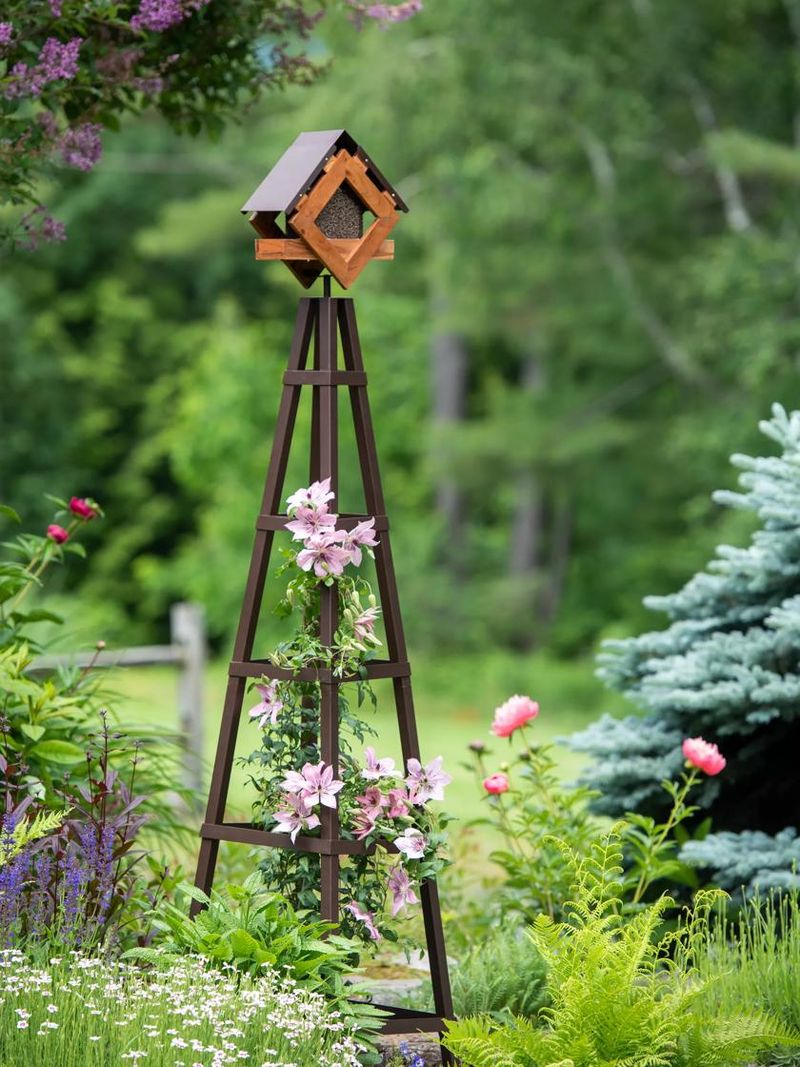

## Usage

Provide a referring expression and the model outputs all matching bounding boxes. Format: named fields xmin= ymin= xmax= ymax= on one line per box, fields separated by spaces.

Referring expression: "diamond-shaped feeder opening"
xmin=242 ymin=130 xmax=407 ymax=289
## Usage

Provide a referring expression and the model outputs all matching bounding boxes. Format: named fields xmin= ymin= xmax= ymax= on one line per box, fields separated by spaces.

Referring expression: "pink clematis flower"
xmin=272 ymin=793 xmax=320 ymax=843
xmin=393 ymin=827 xmax=427 ymax=859
xmin=345 ymin=901 xmax=381 ymax=941
xmin=286 ymin=478 xmax=335 ymax=515
xmin=386 ymin=786 xmax=410 ymax=818
xmin=483 ymin=772 xmax=510 ymax=795
xmin=296 ymin=531 xmax=353 ymax=578
xmin=387 ymin=863 xmax=418 ymax=917
xmin=284 ymin=506 xmax=337 ymax=542
xmin=340 ymin=519 xmax=379 ymax=567
xmin=281 ymin=761 xmax=344 ymax=810
xmin=405 ymin=756 xmax=451 ymax=805
xmin=682 ymin=737 xmax=726 ymax=777
xmin=46 ymin=524 xmax=69 ymax=544
xmin=248 ymin=681 xmax=283 ymax=728
xmin=361 ymin=746 xmax=398 ymax=781
xmin=490 ymin=694 xmax=539 ymax=738
xmin=353 ymin=605 xmax=381 ymax=640
xmin=356 ymin=786 xmax=389 ymax=823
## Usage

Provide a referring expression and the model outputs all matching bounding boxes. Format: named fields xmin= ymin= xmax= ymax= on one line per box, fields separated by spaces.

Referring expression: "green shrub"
xmin=694 ymin=890 xmax=800 ymax=1064
xmin=127 ymin=873 xmax=388 ymax=1049
xmin=451 ymin=925 xmax=548 ymax=1020
xmin=443 ymin=828 xmax=800 ymax=1067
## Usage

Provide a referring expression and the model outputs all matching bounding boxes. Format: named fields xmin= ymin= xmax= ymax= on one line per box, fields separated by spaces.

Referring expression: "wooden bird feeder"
xmin=241 ymin=129 xmax=407 ymax=289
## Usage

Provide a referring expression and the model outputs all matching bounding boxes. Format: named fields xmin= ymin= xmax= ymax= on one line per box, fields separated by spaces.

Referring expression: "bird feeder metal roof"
xmin=241 ymin=129 xmax=408 ymax=216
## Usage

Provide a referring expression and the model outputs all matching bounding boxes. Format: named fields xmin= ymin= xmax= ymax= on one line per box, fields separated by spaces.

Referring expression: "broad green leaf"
xmin=20 ymin=723 xmax=45 ymax=742
xmin=30 ymin=739 xmax=86 ymax=765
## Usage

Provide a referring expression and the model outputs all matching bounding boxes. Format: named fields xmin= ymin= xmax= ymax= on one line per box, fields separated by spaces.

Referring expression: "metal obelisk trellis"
xmin=193 ymin=130 xmax=454 ymax=1046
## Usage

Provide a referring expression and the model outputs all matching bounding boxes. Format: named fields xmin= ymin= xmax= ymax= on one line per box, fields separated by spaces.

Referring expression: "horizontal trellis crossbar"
xmin=283 ymin=369 xmax=367 ymax=386
xmin=200 ymin=821 xmax=401 ymax=857
xmin=369 ymin=1004 xmax=446 ymax=1035
xmin=227 ymin=658 xmax=412 ymax=682
xmin=255 ymin=513 xmax=390 ymax=532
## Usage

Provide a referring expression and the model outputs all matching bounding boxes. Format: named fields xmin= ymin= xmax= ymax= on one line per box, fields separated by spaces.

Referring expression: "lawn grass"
xmin=110 ymin=648 xmax=624 ymax=833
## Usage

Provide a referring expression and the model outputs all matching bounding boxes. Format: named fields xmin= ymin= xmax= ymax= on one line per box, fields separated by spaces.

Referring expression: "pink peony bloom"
xmin=281 ymin=761 xmax=343 ymax=810
xmin=393 ymin=827 xmax=427 ymax=859
xmin=387 ymin=863 xmax=418 ymax=917
xmin=46 ymin=524 xmax=69 ymax=544
xmin=361 ymin=746 xmax=398 ymax=781
xmin=248 ymin=681 xmax=283 ymax=728
xmin=296 ymin=531 xmax=352 ymax=578
xmin=284 ymin=506 xmax=337 ymax=542
xmin=344 ymin=901 xmax=381 ymax=941
xmin=286 ymin=477 xmax=335 ymax=515
xmin=682 ymin=736 xmax=726 ymax=776
xmin=272 ymin=793 xmax=320 ymax=843
xmin=69 ymin=496 xmax=97 ymax=520
xmin=340 ymin=519 xmax=379 ymax=567
xmin=353 ymin=605 xmax=380 ymax=640
xmin=490 ymin=694 xmax=539 ymax=738
xmin=405 ymin=755 xmax=451 ymax=805
xmin=483 ymin=772 xmax=510 ymax=795
xmin=386 ymin=786 xmax=410 ymax=818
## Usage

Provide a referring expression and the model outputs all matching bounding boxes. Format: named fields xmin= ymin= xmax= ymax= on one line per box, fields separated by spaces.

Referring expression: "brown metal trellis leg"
xmin=193 ymin=290 xmax=454 ymax=1059
xmin=339 ymin=300 xmax=455 ymax=1048
xmin=193 ymin=299 xmax=315 ymax=906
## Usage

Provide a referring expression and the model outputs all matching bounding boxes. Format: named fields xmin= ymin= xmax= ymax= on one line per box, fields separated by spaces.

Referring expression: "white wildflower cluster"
xmin=0 ymin=951 xmax=365 ymax=1066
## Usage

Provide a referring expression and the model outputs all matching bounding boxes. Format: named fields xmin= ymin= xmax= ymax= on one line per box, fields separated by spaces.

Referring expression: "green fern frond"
xmin=0 ymin=807 xmax=67 ymax=867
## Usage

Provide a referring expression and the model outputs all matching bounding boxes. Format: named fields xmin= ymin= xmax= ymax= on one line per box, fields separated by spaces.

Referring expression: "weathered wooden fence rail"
xmin=30 ymin=602 xmax=206 ymax=795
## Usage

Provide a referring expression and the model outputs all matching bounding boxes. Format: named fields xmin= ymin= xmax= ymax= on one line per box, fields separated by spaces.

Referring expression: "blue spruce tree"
xmin=569 ymin=404 xmax=800 ymax=890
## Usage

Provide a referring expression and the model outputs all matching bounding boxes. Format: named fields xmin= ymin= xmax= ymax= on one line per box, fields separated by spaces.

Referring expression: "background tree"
xmin=571 ymin=405 xmax=800 ymax=890
xmin=3 ymin=0 xmax=800 ymax=663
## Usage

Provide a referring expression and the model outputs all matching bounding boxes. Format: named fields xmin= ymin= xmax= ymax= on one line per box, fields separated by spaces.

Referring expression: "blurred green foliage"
xmin=2 ymin=1 xmax=799 ymax=660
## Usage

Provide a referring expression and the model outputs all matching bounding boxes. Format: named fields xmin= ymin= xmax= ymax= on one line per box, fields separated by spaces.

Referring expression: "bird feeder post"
xmin=194 ymin=130 xmax=454 ymax=1053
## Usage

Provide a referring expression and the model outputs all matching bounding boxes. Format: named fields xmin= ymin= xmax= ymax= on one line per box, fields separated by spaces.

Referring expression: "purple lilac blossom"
xmin=5 ymin=36 xmax=82 ymax=98
xmin=58 ymin=123 xmax=102 ymax=171
xmin=49 ymin=0 xmax=63 ymax=15
xmin=131 ymin=0 xmax=185 ymax=31
xmin=0 ymin=22 xmax=13 ymax=46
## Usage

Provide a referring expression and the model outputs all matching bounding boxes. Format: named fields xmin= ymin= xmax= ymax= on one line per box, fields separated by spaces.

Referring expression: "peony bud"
xmin=69 ymin=496 xmax=97 ymax=520
xmin=46 ymin=524 xmax=69 ymax=544
xmin=483 ymin=772 xmax=510 ymax=795
xmin=468 ymin=739 xmax=486 ymax=754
